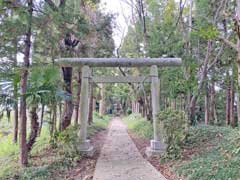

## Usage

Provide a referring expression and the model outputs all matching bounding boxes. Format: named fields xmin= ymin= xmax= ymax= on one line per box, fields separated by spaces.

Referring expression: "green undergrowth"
xmin=88 ymin=112 xmax=110 ymax=137
xmin=174 ymin=125 xmax=240 ymax=180
xmin=0 ymin=113 xmax=110 ymax=180
xmin=123 ymin=113 xmax=153 ymax=139
xmin=124 ymin=113 xmax=240 ymax=180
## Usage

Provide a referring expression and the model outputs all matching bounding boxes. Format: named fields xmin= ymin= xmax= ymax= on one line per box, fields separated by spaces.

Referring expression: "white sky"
xmin=100 ymin=0 xmax=132 ymax=49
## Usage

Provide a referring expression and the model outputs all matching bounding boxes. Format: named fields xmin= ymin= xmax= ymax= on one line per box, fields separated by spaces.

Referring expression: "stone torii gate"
xmin=57 ymin=58 xmax=182 ymax=157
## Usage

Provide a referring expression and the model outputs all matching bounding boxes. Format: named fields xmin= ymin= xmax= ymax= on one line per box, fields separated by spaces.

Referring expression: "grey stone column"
xmin=146 ymin=65 xmax=166 ymax=157
xmin=78 ymin=65 xmax=94 ymax=156
xmin=151 ymin=65 xmax=160 ymax=142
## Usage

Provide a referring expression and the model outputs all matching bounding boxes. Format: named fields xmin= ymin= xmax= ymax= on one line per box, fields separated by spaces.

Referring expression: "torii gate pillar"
xmin=78 ymin=65 xmax=95 ymax=156
xmin=146 ymin=65 xmax=166 ymax=157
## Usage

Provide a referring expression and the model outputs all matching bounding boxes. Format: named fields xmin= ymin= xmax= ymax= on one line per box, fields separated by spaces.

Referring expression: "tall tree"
xmin=19 ymin=0 xmax=33 ymax=166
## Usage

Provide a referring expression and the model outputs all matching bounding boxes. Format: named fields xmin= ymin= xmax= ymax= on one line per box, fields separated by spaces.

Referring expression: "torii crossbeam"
xmin=56 ymin=57 xmax=182 ymax=157
xmin=58 ymin=57 xmax=182 ymax=67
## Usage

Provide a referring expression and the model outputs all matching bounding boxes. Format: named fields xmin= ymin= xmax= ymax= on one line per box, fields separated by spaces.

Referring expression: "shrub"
xmin=126 ymin=108 xmax=132 ymax=115
xmin=53 ymin=125 xmax=81 ymax=163
xmin=53 ymin=113 xmax=109 ymax=162
xmin=158 ymin=110 xmax=188 ymax=159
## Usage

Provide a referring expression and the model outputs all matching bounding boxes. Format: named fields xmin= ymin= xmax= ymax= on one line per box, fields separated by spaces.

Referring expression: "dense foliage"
xmin=158 ymin=110 xmax=188 ymax=159
xmin=0 ymin=0 xmax=114 ymax=172
xmin=119 ymin=0 xmax=240 ymax=127
xmin=175 ymin=126 xmax=240 ymax=180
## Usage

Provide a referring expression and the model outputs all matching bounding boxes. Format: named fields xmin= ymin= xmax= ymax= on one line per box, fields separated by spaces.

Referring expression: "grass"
xmin=0 ymin=118 xmax=12 ymax=142
xmin=88 ymin=112 xmax=110 ymax=137
xmin=0 ymin=113 xmax=110 ymax=180
xmin=123 ymin=113 xmax=153 ymax=139
xmin=0 ymin=134 xmax=19 ymax=178
xmin=123 ymin=113 xmax=240 ymax=180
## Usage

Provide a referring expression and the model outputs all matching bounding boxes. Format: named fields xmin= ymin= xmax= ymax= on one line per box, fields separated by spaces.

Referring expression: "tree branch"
xmin=207 ymin=44 xmax=224 ymax=71
xmin=45 ymin=0 xmax=66 ymax=11
xmin=218 ymin=36 xmax=238 ymax=51
xmin=44 ymin=0 xmax=58 ymax=11
xmin=59 ymin=0 xmax=66 ymax=8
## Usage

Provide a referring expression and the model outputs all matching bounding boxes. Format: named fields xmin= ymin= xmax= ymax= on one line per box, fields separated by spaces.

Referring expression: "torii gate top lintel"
xmin=56 ymin=57 xmax=182 ymax=67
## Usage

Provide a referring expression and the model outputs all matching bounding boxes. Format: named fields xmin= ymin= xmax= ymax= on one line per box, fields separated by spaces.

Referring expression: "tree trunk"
xmin=210 ymin=80 xmax=218 ymax=124
xmin=165 ymin=97 xmax=168 ymax=110
xmin=99 ymin=83 xmax=105 ymax=116
xmin=185 ymin=0 xmax=193 ymax=123
xmin=13 ymin=39 xmax=18 ymax=143
xmin=204 ymin=85 xmax=210 ymax=125
xmin=50 ymin=105 xmax=57 ymax=136
xmin=236 ymin=93 xmax=240 ymax=126
xmin=137 ymin=102 xmax=140 ymax=113
xmin=19 ymin=0 xmax=33 ymax=166
xmin=20 ymin=69 xmax=28 ymax=165
xmin=58 ymin=102 xmax=62 ymax=131
xmin=147 ymin=95 xmax=152 ymax=120
xmin=93 ymin=98 xmax=96 ymax=113
xmin=74 ymin=70 xmax=81 ymax=125
xmin=138 ymin=97 xmax=146 ymax=118
xmin=235 ymin=0 xmax=240 ymax=126
xmin=142 ymin=86 xmax=151 ymax=120
xmin=27 ymin=106 xmax=39 ymax=152
xmin=132 ymin=100 xmax=135 ymax=113
xmin=88 ymin=68 xmax=93 ymax=124
xmin=38 ymin=104 xmax=45 ymax=136
xmin=171 ymin=98 xmax=177 ymax=110
xmin=230 ymin=73 xmax=235 ymax=127
xmin=237 ymin=0 xmax=240 ymax=87
xmin=137 ymin=0 xmax=147 ymax=51
xmin=189 ymin=40 xmax=212 ymax=125
xmin=60 ymin=67 xmax=73 ymax=131
xmin=226 ymin=72 xmax=231 ymax=125
xmin=180 ymin=95 xmax=183 ymax=110
xmin=13 ymin=99 xmax=18 ymax=143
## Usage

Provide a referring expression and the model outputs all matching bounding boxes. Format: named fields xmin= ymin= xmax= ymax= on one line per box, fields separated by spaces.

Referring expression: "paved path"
xmin=93 ymin=117 xmax=166 ymax=180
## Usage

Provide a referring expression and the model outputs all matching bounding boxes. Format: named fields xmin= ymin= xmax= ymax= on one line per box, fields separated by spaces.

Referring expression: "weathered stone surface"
xmin=79 ymin=139 xmax=91 ymax=150
xmin=78 ymin=66 xmax=89 ymax=142
xmin=145 ymin=140 xmax=166 ymax=158
xmin=145 ymin=146 xmax=164 ymax=158
xmin=79 ymin=146 xmax=95 ymax=157
xmin=149 ymin=65 xmax=166 ymax=153
xmin=56 ymin=57 xmax=182 ymax=67
xmin=93 ymin=118 xmax=166 ymax=180
xmin=91 ymin=76 xmax=151 ymax=83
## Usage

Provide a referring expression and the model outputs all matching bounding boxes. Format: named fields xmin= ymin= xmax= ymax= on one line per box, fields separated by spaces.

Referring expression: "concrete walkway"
xmin=93 ymin=117 xmax=166 ymax=180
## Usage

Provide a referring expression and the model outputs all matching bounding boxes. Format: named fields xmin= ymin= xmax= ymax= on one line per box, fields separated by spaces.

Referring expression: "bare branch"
xmin=207 ymin=44 xmax=224 ymax=71
xmin=59 ymin=0 xmax=66 ymax=8
xmin=218 ymin=36 xmax=238 ymax=51
xmin=44 ymin=0 xmax=58 ymax=11
xmin=45 ymin=0 xmax=66 ymax=11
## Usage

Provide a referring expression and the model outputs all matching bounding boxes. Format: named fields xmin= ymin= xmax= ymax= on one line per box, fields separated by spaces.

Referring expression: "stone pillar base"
xmin=145 ymin=140 xmax=166 ymax=158
xmin=79 ymin=140 xmax=95 ymax=157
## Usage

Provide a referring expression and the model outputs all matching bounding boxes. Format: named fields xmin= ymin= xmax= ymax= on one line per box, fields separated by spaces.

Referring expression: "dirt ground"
xmin=66 ymin=129 xmax=109 ymax=180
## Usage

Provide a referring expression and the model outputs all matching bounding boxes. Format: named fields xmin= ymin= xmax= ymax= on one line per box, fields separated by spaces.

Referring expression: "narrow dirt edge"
xmin=127 ymin=131 xmax=184 ymax=180
xmin=66 ymin=121 xmax=112 ymax=180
